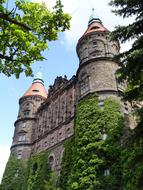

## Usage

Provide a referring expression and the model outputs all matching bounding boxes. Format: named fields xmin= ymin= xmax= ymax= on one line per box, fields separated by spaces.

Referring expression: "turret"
xmin=11 ymin=71 xmax=47 ymax=162
xmin=76 ymin=9 xmax=120 ymax=99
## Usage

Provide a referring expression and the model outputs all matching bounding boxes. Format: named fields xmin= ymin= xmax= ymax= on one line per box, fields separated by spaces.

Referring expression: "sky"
xmin=0 ymin=0 xmax=133 ymax=182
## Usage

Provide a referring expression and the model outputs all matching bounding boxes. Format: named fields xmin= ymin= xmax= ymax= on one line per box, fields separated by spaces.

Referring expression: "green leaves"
xmin=0 ymin=0 xmax=71 ymax=78
xmin=27 ymin=151 xmax=51 ymax=190
xmin=59 ymin=94 xmax=124 ymax=190
xmin=110 ymin=0 xmax=143 ymax=123
xmin=0 ymin=156 xmax=27 ymax=190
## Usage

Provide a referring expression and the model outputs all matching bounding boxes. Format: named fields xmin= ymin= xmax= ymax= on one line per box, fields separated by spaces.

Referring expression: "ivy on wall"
xmin=59 ymin=137 xmax=74 ymax=190
xmin=1 ymin=94 xmax=143 ymax=190
xmin=26 ymin=151 xmax=53 ymax=190
xmin=59 ymin=94 xmax=124 ymax=190
xmin=0 ymin=151 xmax=57 ymax=190
xmin=0 ymin=155 xmax=27 ymax=190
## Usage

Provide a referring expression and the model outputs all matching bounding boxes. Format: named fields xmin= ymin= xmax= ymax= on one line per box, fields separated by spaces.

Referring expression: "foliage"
xmin=60 ymin=94 xmax=124 ymax=190
xmin=121 ymin=123 xmax=143 ymax=190
xmin=26 ymin=151 xmax=53 ymax=190
xmin=59 ymin=137 xmax=74 ymax=190
xmin=0 ymin=155 xmax=27 ymax=190
xmin=0 ymin=0 xmax=71 ymax=78
xmin=109 ymin=0 xmax=143 ymax=121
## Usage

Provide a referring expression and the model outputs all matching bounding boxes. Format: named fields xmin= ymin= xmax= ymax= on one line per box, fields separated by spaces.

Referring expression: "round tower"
xmin=76 ymin=9 xmax=120 ymax=99
xmin=11 ymin=72 xmax=47 ymax=162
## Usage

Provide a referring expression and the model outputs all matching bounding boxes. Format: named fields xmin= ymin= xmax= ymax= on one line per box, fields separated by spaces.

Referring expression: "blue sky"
xmin=0 ymin=0 xmax=133 ymax=181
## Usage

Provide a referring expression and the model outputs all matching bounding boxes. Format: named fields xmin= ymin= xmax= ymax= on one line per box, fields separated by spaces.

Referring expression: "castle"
xmin=10 ymin=10 xmax=130 ymax=174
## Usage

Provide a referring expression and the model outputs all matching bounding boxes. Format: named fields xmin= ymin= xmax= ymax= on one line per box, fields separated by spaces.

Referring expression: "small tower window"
xmin=104 ymin=168 xmax=110 ymax=176
xmin=17 ymin=150 xmax=22 ymax=159
xmin=23 ymin=110 xmax=30 ymax=117
xmin=93 ymin=41 xmax=98 ymax=47
xmin=20 ymin=122 xmax=26 ymax=128
xmin=18 ymin=134 xmax=26 ymax=142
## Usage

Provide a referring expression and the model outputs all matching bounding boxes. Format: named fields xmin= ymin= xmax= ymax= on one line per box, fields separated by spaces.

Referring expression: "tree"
xmin=109 ymin=0 xmax=143 ymax=120
xmin=0 ymin=0 xmax=71 ymax=78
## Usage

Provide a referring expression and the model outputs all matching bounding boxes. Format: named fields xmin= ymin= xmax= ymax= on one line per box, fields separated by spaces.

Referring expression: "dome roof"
xmin=88 ymin=8 xmax=101 ymax=26
xmin=22 ymin=71 xmax=47 ymax=99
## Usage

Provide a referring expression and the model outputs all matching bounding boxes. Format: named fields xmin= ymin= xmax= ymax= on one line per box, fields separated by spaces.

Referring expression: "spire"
xmin=79 ymin=9 xmax=108 ymax=38
xmin=33 ymin=71 xmax=44 ymax=85
xmin=88 ymin=8 xmax=102 ymax=26
xmin=22 ymin=70 xmax=47 ymax=99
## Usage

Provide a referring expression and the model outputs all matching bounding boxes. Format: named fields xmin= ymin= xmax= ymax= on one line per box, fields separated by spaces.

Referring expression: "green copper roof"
xmin=33 ymin=70 xmax=44 ymax=84
xmin=88 ymin=8 xmax=101 ymax=25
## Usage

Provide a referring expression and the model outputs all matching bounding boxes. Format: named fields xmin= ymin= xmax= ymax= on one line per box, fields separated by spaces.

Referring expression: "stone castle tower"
xmin=11 ymin=72 xmax=47 ymax=162
xmin=9 ymin=10 xmax=128 ymax=172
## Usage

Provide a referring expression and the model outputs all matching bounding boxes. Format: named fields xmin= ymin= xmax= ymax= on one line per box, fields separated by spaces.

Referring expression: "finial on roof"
xmin=88 ymin=8 xmax=102 ymax=26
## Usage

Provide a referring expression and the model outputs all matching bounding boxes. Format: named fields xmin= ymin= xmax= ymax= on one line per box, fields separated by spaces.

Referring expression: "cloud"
xmin=32 ymin=0 xmax=134 ymax=50
xmin=0 ymin=144 xmax=10 ymax=183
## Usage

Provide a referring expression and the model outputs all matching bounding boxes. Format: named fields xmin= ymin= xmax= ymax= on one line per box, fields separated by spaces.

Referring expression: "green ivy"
xmin=59 ymin=94 xmax=124 ymax=190
xmin=26 ymin=151 xmax=52 ymax=190
xmin=59 ymin=137 xmax=74 ymax=190
xmin=2 ymin=94 xmax=143 ymax=190
xmin=0 ymin=155 xmax=27 ymax=190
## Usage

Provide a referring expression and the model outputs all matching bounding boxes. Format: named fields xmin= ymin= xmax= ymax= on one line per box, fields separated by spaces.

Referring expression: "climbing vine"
xmin=0 ymin=155 xmax=27 ymax=190
xmin=59 ymin=137 xmax=74 ymax=190
xmin=26 ymin=151 xmax=54 ymax=190
xmin=59 ymin=94 xmax=124 ymax=190
xmin=2 ymin=94 xmax=143 ymax=190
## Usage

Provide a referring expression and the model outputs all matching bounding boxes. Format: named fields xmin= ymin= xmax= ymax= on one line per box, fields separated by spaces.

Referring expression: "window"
xmin=49 ymin=155 xmax=55 ymax=169
xmin=19 ymin=122 xmax=26 ymax=128
xmin=79 ymin=73 xmax=90 ymax=96
xmin=104 ymin=168 xmax=110 ymax=176
xmin=23 ymin=110 xmax=30 ymax=117
xmin=90 ymin=26 xmax=100 ymax=30
xmin=102 ymin=133 xmax=108 ymax=140
xmin=98 ymin=100 xmax=104 ymax=109
xmin=18 ymin=134 xmax=26 ymax=141
xmin=17 ymin=150 xmax=22 ymax=159
xmin=124 ymin=102 xmax=129 ymax=114
xmin=15 ymin=169 xmax=19 ymax=177
xmin=93 ymin=41 xmax=98 ymax=47
xmin=32 ymin=89 xmax=39 ymax=92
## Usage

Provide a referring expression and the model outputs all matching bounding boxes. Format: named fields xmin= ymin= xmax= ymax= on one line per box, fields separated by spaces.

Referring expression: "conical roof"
xmin=23 ymin=71 xmax=47 ymax=99
xmin=82 ymin=9 xmax=108 ymax=37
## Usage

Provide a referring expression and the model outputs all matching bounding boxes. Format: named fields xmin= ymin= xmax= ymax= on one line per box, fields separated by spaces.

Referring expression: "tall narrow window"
xmin=104 ymin=168 xmax=110 ymax=176
xmin=79 ymin=72 xmax=90 ymax=96
xmin=15 ymin=169 xmax=19 ymax=177
xmin=49 ymin=155 xmax=55 ymax=170
xmin=98 ymin=100 xmax=104 ymax=109
xmin=17 ymin=150 xmax=22 ymax=159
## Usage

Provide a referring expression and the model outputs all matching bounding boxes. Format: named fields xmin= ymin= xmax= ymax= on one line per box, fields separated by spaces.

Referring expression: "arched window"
xmin=48 ymin=154 xmax=55 ymax=170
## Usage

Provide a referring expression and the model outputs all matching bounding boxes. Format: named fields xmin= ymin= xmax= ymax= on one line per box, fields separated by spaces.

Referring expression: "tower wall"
xmin=11 ymin=94 xmax=46 ymax=162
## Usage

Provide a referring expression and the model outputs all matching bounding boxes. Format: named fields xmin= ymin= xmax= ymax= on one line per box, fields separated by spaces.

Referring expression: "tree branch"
xmin=0 ymin=13 xmax=32 ymax=31
xmin=0 ymin=53 xmax=13 ymax=61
